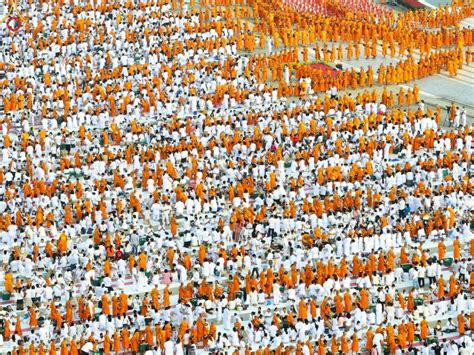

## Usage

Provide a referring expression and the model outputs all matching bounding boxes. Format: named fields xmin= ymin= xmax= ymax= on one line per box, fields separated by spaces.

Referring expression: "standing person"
xmin=418 ymin=264 xmax=426 ymax=288
xmin=233 ymin=222 xmax=242 ymax=242
xmin=427 ymin=262 xmax=436 ymax=286
xmin=460 ymin=108 xmax=467 ymax=127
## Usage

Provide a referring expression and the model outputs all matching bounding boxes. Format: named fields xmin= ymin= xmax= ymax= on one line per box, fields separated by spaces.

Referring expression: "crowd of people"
xmin=0 ymin=0 xmax=473 ymax=353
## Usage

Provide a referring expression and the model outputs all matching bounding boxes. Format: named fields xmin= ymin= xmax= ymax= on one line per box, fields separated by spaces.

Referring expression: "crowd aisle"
xmin=0 ymin=0 xmax=473 ymax=354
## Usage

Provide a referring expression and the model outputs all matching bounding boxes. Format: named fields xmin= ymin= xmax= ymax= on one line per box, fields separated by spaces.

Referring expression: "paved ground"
xmin=205 ymin=3 xmax=474 ymax=120
xmin=431 ymin=0 xmax=453 ymax=4
xmin=310 ymin=12 xmax=474 ymax=120
xmin=414 ymin=75 xmax=474 ymax=107
xmin=423 ymin=0 xmax=455 ymax=6
xmin=338 ymin=56 xmax=474 ymax=111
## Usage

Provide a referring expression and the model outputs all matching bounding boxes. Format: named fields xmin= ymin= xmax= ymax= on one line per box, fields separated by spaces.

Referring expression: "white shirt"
xmin=175 ymin=342 xmax=184 ymax=355
xmin=164 ymin=340 xmax=174 ymax=355
xmin=175 ymin=201 xmax=185 ymax=215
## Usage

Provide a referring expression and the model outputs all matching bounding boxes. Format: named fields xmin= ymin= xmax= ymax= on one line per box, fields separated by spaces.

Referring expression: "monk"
xmin=4 ymin=273 xmax=14 ymax=293
xmin=420 ymin=318 xmax=429 ymax=340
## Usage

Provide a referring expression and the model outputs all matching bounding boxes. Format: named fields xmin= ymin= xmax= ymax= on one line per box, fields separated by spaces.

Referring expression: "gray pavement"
xmin=414 ymin=75 xmax=474 ymax=108
xmin=339 ymin=56 xmax=474 ymax=109
xmin=424 ymin=0 xmax=453 ymax=6
xmin=246 ymin=9 xmax=474 ymax=120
